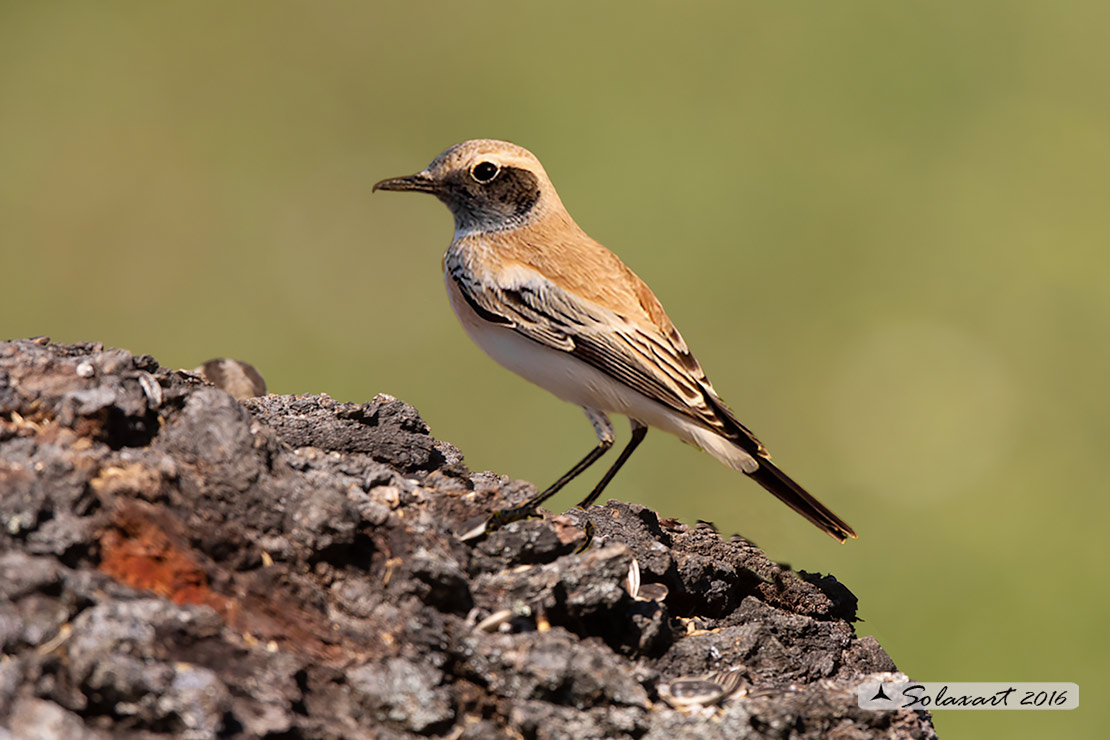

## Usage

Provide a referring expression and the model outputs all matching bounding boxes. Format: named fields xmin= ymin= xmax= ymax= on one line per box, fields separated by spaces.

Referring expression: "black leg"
xmin=457 ymin=408 xmax=617 ymax=542
xmin=575 ymin=422 xmax=647 ymax=511
xmin=459 ymin=413 xmax=648 ymax=546
xmin=479 ymin=438 xmax=613 ymax=533
xmin=525 ymin=438 xmax=613 ymax=510
xmin=573 ymin=422 xmax=647 ymax=552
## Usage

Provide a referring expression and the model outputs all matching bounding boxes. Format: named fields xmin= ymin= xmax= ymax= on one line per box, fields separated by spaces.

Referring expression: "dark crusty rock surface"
xmin=0 ymin=338 xmax=936 ymax=739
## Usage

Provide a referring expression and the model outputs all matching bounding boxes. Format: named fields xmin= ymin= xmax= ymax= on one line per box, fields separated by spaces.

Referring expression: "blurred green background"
xmin=2 ymin=2 xmax=1105 ymax=737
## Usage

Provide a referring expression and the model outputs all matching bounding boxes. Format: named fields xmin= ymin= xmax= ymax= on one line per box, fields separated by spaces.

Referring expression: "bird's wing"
xmin=448 ymin=265 xmax=767 ymax=457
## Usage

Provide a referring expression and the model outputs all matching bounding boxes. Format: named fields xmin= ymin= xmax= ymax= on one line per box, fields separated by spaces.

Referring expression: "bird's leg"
xmin=574 ymin=420 xmax=648 ymax=552
xmin=460 ymin=409 xmax=613 ymax=541
xmin=575 ymin=420 xmax=647 ymax=511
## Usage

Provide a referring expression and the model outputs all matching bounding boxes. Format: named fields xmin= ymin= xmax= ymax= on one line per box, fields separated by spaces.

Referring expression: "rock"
xmin=348 ymin=657 xmax=454 ymax=733
xmin=0 ymin=339 xmax=936 ymax=739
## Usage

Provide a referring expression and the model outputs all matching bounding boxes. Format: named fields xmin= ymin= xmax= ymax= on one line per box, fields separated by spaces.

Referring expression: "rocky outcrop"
xmin=0 ymin=338 xmax=935 ymax=739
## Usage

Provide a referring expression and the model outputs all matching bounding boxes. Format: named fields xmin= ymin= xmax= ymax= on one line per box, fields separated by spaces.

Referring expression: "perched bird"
xmin=374 ymin=140 xmax=855 ymax=543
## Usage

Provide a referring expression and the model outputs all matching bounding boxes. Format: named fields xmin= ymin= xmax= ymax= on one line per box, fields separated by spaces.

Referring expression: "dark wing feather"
xmin=448 ymin=266 xmax=856 ymax=542
xmin=448 ymin=267 xmax=765 ymax=454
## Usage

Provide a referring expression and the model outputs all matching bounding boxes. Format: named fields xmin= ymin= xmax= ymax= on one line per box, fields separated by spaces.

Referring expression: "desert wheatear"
xmin=374 ymin=140 xmax=856 ymax=544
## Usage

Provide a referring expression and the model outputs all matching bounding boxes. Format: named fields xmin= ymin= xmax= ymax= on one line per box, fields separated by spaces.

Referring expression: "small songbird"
xmin=374 ymin=140 xmax=856 ymax=543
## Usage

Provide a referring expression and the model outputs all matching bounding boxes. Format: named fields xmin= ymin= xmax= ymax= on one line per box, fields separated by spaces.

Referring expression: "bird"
xmin=374 ymin=139 xmax=856 ymax=544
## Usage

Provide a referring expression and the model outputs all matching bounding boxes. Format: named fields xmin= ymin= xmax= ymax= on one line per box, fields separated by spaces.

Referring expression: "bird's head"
xmin=374 ymin=139 xmax=565 ymax=234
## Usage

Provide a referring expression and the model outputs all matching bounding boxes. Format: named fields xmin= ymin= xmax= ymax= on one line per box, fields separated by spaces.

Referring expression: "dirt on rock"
xmin=0 ymin=338 xmax=935 ymax=739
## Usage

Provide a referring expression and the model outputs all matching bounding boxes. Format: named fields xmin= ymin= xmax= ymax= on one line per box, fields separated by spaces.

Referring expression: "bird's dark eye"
xmin=471 ymin=161 xmax=500 ymax=183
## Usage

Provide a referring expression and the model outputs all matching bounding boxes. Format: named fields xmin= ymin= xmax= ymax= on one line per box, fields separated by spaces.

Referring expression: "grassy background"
xmin=2 ymin=3 xmax=1105 ymax=737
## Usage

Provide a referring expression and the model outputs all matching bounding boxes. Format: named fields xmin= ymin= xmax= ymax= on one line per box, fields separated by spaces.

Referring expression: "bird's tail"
xmin=745 ymin=458 xmax=857 ymax=543
xmin=689 ymin=388 xmax=857 ymax=542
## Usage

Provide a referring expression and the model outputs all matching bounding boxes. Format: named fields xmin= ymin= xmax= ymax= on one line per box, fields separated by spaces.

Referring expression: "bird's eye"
xmin=470 ymin=161 xmax=500 ymax=183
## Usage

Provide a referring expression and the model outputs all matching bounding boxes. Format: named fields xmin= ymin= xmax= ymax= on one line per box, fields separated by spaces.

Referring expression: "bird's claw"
xmin=456 ymin=505 xmax=542 ymax=542
xmin=574 ymin=514 xmax=596 ymax=554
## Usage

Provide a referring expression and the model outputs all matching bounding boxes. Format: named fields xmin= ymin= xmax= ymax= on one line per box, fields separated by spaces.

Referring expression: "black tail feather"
xmin=746 ymin=458 xmax=857 ymax=542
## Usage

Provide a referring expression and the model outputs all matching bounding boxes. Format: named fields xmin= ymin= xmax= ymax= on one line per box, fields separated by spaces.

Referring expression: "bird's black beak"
xmin=372 ymin=171 xmax=438 ymax=194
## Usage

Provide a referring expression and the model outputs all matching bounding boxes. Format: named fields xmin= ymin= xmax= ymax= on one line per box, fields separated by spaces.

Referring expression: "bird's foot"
xmin=456 ymin=503 xmax=597 ymax=553
xmin=456 ymin=504 xmax=543 ymax=542
xmin=573 ymin=507 xmax=596 ymax=554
